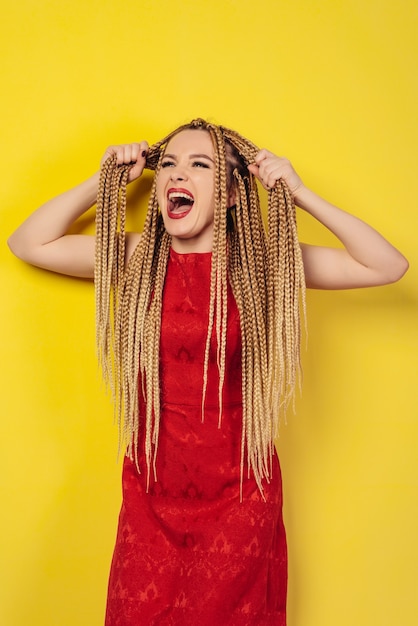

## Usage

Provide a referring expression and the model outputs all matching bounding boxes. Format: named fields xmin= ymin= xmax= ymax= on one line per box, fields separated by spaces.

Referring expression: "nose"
xmin=169 ymin=165 xmax=188 ymax=182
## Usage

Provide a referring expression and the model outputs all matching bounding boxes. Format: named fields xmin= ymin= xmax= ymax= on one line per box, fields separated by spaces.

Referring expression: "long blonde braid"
xmin=95 ymin=119 xmax=306 ymax=492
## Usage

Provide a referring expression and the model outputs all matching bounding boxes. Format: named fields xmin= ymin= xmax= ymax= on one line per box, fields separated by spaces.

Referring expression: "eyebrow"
xmin=163 ymin=153 xmax=215 ymax=164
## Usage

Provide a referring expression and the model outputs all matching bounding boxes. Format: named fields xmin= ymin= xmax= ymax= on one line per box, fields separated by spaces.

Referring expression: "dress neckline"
xmin=169 ymin=247 xmax=212 ymax=263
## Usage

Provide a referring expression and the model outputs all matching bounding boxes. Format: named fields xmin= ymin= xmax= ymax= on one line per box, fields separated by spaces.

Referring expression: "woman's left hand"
xmin=248 ymin=151 xmax=408 ymax=289
xmin=248 ymin=150 xmax=304 ymax=196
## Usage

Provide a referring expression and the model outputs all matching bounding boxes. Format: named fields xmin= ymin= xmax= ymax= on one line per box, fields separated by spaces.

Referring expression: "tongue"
xmin=169 ymin=199 xmax=193 ymax=214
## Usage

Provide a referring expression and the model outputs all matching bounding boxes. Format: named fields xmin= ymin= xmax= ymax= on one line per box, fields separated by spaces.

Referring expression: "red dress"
xmin=105 ymin=249 xmax=287 ymax=625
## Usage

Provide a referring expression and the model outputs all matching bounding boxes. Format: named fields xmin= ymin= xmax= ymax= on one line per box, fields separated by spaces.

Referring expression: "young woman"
xmin=8 ymin=119 xmax=408 ymax=625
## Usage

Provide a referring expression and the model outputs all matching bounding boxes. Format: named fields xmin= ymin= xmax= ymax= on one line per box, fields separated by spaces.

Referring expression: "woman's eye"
xmin=161 ymin=161 xmax=175 ymax=168
xmin=192 ymin=161 xmax=209 ymax=168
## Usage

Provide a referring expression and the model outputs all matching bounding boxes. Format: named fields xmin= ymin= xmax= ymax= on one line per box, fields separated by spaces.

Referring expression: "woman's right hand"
xmin=8 ymin=142 xmax=150 ymax=278
xmin=101 ymin=141 xmax=149 ymax=182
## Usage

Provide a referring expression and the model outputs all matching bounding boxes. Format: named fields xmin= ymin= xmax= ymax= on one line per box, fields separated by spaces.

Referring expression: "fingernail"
xmin=142 ymin=150 xmax=147 ymax=158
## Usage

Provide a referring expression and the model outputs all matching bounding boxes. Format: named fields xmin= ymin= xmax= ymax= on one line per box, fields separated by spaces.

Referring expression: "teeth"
xmin=168 ymin=191 xmax=194 ymax=201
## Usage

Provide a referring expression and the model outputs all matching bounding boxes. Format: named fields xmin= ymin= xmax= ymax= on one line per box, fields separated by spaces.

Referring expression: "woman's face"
xmin=156 ymin=129 xmax=216 ymax=253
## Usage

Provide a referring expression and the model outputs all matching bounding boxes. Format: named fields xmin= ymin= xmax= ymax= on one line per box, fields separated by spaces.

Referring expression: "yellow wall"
xmin=1 ymin=1 xmax=417 ymax=624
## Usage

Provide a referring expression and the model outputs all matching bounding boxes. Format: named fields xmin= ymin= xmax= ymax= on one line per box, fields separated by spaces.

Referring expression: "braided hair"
xmin=95 ymin=118 xmax=306 ymax=494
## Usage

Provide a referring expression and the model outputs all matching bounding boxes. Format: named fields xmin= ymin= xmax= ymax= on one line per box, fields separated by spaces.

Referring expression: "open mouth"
xmin=167 ymin=187 xmax=194 ymax=219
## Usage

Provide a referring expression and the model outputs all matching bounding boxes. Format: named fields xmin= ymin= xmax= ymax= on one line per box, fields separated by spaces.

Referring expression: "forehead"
xmin=164 ymin=129 xmax=214 ymax=156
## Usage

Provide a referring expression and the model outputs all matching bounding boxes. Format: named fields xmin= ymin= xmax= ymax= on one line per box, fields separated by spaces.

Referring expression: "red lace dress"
xmin=105 ymin=249 xmax=287 ymax=625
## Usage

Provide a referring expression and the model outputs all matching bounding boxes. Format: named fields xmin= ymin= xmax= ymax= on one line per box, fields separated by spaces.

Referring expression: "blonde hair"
xmin=95 ymin=118 xmax=306 ymax=494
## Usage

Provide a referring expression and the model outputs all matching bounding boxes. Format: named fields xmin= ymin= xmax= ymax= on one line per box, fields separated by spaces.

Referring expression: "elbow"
xmin=397 ymin=255 xmax=409 ymax=280
xmin=7 ymin=232 xmax=35 ymax=264
xmin=384 ymin=254 xmax=409 ymax=284
xmin=7 ymin=233 xmax=20 ymax=258
xmin=7 ymin=233 xmax=26 ymax=261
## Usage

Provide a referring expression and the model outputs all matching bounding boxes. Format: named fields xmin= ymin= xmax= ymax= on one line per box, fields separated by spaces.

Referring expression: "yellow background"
xmin=1 ymin=1 xmax=417 ymax=624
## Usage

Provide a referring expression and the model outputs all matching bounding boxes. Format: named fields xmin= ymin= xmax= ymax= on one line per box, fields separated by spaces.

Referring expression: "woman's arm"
xmin=248 ymin=151 xmax=409 ymax=289
xmin=8 ymin=172 xmax=100 ymax=278
xmin=7 ymin=142 xmax=148 ymax=279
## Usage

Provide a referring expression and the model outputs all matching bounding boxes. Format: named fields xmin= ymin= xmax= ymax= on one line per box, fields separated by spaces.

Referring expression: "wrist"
xmin=292 ymin=183 xmax=311 ymax=208
xmin=80 ymin=171 xmax=101 ymax=208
